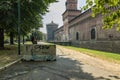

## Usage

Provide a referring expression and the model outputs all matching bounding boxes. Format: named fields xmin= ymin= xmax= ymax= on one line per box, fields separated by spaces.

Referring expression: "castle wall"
xmin=54 ymin=0 xmax=120 ymax=53
xmin=71 ymin=41 xmax=120 ymax=53
xmin=69 ymin=9 xmax=120 ymax=53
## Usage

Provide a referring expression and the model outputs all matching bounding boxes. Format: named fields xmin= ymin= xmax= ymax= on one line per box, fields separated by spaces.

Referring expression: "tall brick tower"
xmin=62 ymin=0 xmax=81 ymax=41
xmin=66 ymin=0 xmax=77 ymax=10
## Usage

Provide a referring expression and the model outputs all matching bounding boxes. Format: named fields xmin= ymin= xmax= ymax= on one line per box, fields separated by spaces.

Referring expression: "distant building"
xmin=46 ymin=21 xmax=58 ymax=42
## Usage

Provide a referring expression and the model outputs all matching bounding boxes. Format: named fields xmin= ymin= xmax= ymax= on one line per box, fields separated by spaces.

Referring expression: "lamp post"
xmin=18 ymin=0 xmax=21 ymax=55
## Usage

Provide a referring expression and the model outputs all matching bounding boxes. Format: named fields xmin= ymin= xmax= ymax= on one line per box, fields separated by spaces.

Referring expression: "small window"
xmin=91 ymin=28 xmax=96 ymax=39
xmin=76 ymin=32 xmax=79 ymax=40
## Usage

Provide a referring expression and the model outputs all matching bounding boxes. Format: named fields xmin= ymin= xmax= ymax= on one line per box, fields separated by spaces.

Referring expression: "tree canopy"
xmin=83 ymin=0 xmax=120 ymax=31
xmin=0 ymin=0 xmax=57 ymax=48
xmin=0 ymin=0 xmax=57 ymax=34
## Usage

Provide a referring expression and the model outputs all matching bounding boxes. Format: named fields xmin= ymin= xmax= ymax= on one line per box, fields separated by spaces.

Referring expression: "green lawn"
xmin=14 ymin=41 xmax=32 ymax=45
xmin=0 ymin=41 xmax=35 ymax=68
xmin=0 ymin=45 xmax=20 ymax=68
xmin=63 ymin=46 xmax=120 ymax=64
xmin=24 ymin=41 xmax=32 ymax=44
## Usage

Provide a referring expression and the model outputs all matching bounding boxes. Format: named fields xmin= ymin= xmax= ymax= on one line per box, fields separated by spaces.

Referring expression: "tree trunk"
xmin=0 ymin=28 xmax=4 ymax=49
xmin=10 ymin=32 xmax=14 ymax=45
xmin=23 ymin=35 xmax=24 ymax=44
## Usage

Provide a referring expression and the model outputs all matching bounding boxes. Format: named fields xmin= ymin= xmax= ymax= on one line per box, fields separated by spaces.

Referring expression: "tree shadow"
xmin=0 ymin=56 xmax=120 ymax=80
xmin=109 ymin=75 xmax=120 ymax=79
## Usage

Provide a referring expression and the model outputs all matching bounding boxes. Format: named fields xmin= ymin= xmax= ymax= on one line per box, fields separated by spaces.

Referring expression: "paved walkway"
xmin=0 ymin=45 xmax=120 ymax=80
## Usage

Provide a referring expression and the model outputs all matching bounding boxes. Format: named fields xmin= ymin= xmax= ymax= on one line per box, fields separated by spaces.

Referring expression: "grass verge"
xmin=62 ymin=46 xmax=120 ymax=64
xmin=24 ymin=41 xmax=32 ymax=44
xmin=0 ymin=45 xmax=20 ymax=68
xmin=0 ymin=41 xmax=35 ymax=68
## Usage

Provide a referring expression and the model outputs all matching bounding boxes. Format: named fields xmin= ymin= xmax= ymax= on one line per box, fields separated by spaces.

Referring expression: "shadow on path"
xmin=0 ymin=56 xmax=120 ymax=80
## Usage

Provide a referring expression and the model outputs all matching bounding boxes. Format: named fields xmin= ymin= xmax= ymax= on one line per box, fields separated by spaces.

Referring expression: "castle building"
xmin=62 ymin=0 xmax=81 ymax=41
xmin=46 ymin=21 xmax=58 ymax=42
xmin=54 ymin=26 xmax=64 ymax=41
xmin=54 ymin=0 xmax=120 ymax=53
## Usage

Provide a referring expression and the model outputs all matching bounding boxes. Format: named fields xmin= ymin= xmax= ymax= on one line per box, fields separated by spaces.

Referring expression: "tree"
xmin=0 ymin=1 xmax=12 ymax=48
xmin=29 ymin=29 xmax=43 ymax=44
xmin=0 ymin=0 xmax=57 ymax=48
xmin=31 ymin=29 xmax=43 ymax=41
xmin=83 ymin=0 xmax=120 ymax=31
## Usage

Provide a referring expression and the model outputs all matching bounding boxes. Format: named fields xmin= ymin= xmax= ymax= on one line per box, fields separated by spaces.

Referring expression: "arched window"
xmin=76 ymin=32 xmax=79 ymax=40
xmin=91 ymin=28 xmax=96 ymax=39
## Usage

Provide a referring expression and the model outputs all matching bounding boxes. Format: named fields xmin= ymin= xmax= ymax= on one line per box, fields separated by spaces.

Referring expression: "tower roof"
xmin=46 ymin=21 xmax=58 ymax=26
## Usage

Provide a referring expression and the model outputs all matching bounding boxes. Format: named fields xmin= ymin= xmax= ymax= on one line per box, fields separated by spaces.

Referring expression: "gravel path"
xmin=0 ymin=45 xmax=120 ymax=80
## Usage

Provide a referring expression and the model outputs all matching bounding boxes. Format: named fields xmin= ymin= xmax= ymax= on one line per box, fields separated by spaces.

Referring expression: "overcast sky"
xmin=40 ymin=0 xmax=86 ymax=33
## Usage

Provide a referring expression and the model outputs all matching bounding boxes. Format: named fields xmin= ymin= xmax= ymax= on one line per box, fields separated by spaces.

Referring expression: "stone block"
xmin=22 ymin=44 xmax=56 ymax=61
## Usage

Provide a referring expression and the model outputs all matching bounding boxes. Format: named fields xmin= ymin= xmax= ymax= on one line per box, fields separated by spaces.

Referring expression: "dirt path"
xmin=0 ymin=45 xmax=120 ymax=80
xmin=57 ymin=46 xmax=120 ymax=79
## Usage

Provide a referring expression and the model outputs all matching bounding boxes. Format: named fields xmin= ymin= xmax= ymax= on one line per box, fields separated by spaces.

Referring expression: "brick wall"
xmin=71 ymin=41 xmax=120 ymax=53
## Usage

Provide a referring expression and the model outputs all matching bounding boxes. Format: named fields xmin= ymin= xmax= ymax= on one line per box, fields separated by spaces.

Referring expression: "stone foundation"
xmin=71 ymin=41 xmax=120 ymax=53
xmin=49 ymin=42 xmax=71 ymax=46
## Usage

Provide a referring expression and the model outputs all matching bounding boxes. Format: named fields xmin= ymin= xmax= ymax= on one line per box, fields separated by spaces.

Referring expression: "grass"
xmin=24 ymin=41 xmax=32 ymax=44
xmin=0 ymin=45 xmax=20 ymax=68
xmin=14 ymin=41 xmax=32 ymax=45
xmin=62 ymin=46 xmax=120 ymax=64
xmin=0 ymin=41 xmax=34 ymax=68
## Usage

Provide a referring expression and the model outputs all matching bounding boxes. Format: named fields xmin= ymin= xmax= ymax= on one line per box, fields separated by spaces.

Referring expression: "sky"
xmin=40 ymin=0 xmax=86 ymax=33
